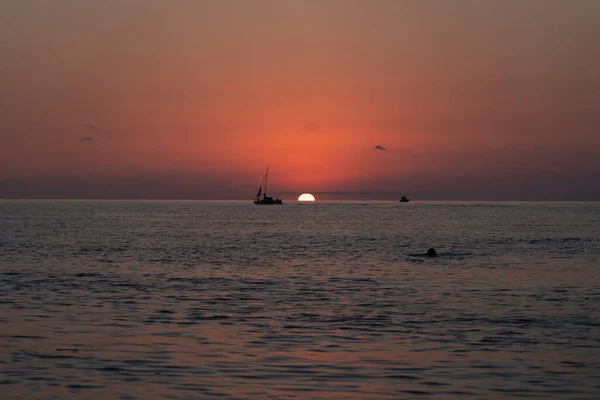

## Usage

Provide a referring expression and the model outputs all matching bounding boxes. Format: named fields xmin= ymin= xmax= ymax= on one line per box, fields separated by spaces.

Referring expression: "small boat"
xmin=254 ymin=166 xmax=283 ymax=205
xmin=399 ymin=196 xmax=410 ymax=203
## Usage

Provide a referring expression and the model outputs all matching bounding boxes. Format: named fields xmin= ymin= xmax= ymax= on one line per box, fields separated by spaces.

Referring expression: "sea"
xmin=1 ymin=200 xmax=599 ymax=399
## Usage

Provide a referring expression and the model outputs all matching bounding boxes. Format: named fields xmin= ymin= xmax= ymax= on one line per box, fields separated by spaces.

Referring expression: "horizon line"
xmin=1 ymin=198 xmax=599 ymax=203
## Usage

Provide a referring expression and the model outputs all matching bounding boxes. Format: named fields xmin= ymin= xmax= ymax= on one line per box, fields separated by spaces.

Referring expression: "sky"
xmin=1 ymin=0 xmax=599 ymax=200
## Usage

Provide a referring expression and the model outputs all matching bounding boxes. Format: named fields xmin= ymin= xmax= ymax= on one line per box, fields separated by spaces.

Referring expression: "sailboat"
xmin=399 ymin=196 xmax=410 ymax=203
xmin=254 ymin=166 xmax=283 ymax=205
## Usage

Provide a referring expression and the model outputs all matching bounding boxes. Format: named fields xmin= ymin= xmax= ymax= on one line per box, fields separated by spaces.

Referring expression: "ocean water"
xmin=1 ymin=200 xmax=599 ymax=399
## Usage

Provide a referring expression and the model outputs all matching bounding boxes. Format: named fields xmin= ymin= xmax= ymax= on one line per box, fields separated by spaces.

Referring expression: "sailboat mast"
xmin=264 ymin=166 xmax=269 ymax=197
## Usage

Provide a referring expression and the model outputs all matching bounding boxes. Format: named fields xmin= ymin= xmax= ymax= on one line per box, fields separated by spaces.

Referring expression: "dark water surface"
xmin=1 ymin=200 xmax=599 ymax=399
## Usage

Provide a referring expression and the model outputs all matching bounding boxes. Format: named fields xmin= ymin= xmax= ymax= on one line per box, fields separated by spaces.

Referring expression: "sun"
xmin=298 ymin=193 xmax=316 ymax=202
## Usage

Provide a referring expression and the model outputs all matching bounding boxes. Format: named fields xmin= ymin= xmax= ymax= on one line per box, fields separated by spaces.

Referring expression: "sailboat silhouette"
xmin=254 ymin=166 xmax=283 ymax=205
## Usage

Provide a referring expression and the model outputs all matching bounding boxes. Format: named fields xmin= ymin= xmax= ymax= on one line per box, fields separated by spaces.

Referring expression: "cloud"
xmin=80 ymin=136 xmax=93 ymax=142
xmin=374 ymin=144 xmax=405 ymax=152
xmin=86 ymin=124 xmax=97 ymax=131
xmin=533 ymin=145 xmax=542 ymax=150
xmin=315 ymin=191 xmax=380 ymax=195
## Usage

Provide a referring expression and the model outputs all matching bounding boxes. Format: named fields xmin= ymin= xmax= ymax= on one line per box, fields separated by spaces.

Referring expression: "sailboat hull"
xmin=254 ymin=197 xmax=283 ymax=205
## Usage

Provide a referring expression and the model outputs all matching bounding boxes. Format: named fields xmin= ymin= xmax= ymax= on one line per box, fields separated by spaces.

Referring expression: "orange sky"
xmin=1 ymin=0 xmax=599 ymax=200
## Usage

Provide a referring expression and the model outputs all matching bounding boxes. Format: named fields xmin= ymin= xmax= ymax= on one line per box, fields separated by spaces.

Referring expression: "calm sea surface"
xmin=1 ymin=200 xmax=599 ymax=399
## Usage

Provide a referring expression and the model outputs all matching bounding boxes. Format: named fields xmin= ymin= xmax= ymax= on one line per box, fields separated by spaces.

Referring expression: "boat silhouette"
xmin=254 ymin=166 xmax=283 ymax=205
xmin=399 ymin=196 xmax=410 ymax=203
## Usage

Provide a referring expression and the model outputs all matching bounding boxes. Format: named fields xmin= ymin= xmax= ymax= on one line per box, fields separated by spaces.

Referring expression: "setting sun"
xmin=298 ymin=193 xmax=316 ymax=202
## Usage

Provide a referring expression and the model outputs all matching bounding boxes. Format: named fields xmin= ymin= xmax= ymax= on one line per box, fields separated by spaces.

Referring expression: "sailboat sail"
xmin=255 ymin=187 xmax=262 ymax=199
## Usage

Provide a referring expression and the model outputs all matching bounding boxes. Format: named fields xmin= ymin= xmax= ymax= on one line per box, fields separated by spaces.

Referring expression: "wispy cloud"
xmin=80 ymin=136 xmax=93 ymax=142
xmin=279 ymin=190 xmax=391 ymax=197
xmin=86 ymin=124 xmax=97 ymax=131
xmin=374 ymin=144 xmax=405 ymax=153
